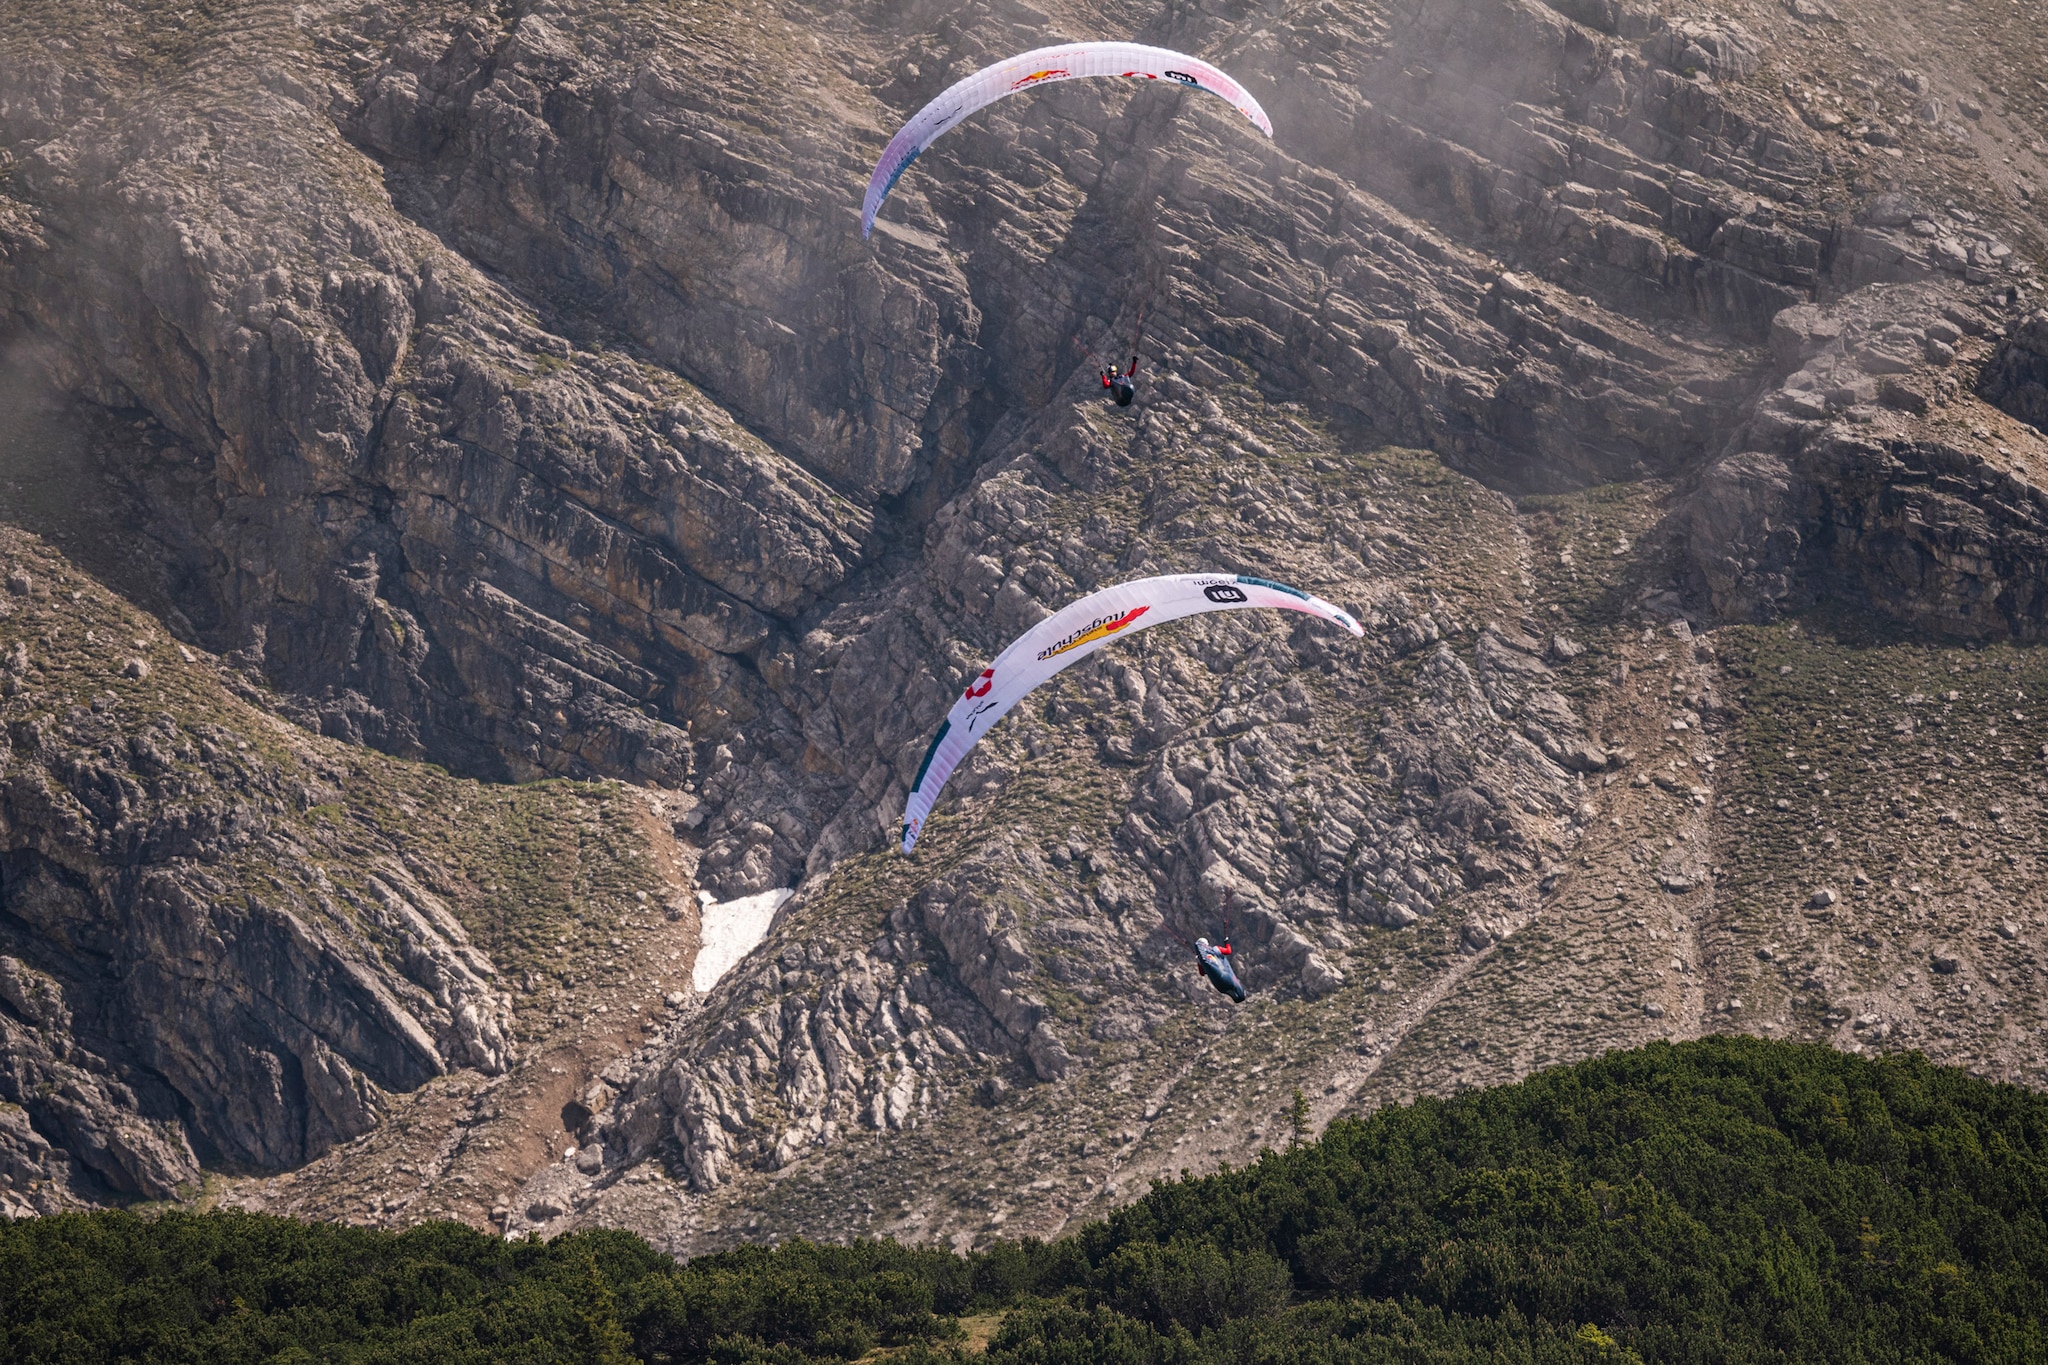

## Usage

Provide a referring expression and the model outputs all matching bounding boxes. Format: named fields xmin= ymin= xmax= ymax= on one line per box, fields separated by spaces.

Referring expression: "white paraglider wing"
xmin=900 ymin=573 xmax=1360 ymax=852
xmin=863 ymin=42 xmax=1274 ymax=237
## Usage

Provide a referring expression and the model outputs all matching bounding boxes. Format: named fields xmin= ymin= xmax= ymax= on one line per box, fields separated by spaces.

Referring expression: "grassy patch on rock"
xmin=1711 ymin=606 xmax=2048 ymax=1065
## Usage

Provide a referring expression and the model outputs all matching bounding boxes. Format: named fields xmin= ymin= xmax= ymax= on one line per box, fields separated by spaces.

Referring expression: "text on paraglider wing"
xmin=1034 ymin=606 xmax=1150 ymax=661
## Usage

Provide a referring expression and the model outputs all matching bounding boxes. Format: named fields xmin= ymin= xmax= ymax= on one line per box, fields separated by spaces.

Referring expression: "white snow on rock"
xmin=692 ymin=888 xmax=794 ymax=993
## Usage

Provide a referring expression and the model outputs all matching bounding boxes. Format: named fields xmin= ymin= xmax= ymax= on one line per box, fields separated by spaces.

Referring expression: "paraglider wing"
xmin=863 ymin=43 xmax=1274 ymax=237
xmin=900 ymin=573 xmax=1360 ymax=852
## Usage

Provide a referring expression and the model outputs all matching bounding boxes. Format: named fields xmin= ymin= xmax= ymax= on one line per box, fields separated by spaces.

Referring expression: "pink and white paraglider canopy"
xmin=863 ymin=42 xmax=1274 ymax=237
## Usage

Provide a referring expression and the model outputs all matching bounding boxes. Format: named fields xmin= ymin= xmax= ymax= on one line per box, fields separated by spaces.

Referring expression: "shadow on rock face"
xmin=0 ymin=345 xmax=202 ymax=635
xmin=1978 ymin=310 xmax=2048 ymax=432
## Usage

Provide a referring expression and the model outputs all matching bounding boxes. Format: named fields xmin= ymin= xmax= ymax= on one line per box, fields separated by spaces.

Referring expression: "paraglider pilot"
xmin=1102 ymin=355 xmax=1137 ymax=407
xmin=1195 ymin=937 xmax=1246 ymax=1003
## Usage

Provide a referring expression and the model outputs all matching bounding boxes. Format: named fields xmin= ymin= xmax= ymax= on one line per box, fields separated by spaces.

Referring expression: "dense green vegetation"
xmin=4 ymin=1038 xmax=2043 ymax=1363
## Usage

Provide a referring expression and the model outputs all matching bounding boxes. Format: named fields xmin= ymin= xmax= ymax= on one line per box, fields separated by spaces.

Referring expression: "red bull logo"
xmin=1010 ymin=68 xmax=1069 ymax=90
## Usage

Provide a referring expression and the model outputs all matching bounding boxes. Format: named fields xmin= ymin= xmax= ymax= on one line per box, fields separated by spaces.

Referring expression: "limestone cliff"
xmin=4 ymin=0 xmax=2048 ymax=1249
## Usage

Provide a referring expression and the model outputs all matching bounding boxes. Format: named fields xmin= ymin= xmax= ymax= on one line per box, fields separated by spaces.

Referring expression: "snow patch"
xmin=692 ymin=888 xmax=794 ymax=993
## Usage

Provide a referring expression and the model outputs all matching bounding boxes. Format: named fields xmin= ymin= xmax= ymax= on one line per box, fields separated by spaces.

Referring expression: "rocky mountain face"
xmin=4 ymin=0 xmax=2048 ymax=1250
xmin=0 ymin=527 xmax=696 ymax=1219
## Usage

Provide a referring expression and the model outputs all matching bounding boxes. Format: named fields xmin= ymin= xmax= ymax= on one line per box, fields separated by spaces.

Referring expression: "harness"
xmin=1190 ymin=895 xmax=1246 ymax=1001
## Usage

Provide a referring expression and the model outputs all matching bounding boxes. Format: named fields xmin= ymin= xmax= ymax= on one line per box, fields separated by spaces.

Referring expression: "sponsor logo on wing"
xmin=1010 ymin=68 xmax=1069 ymax=89
xmin=1236 ymin=573 xmax=1310 ymax=601
xmin=962 ymin=668 xmax=995 ymax=700
xmin=1035 ymin=605 xmax=1149 ymax=661
xmin=1202 ymin=584 xmax=1248 ymax=603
